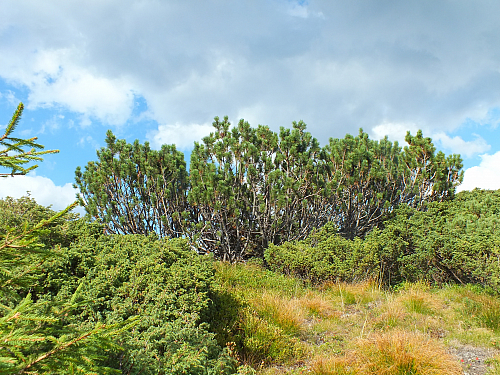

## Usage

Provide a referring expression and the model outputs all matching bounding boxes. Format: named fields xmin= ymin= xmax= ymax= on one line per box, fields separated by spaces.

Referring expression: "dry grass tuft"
xmin=250 ymin=292 xmax=304 ymax=336
xmin=354 ymin=330 xmax=461 ymax=375
xmin=373 ymin=299 xmax=407 ymax=330
xmin=300 ymin=292 xmax=338 ymax=318
xmin=320 ymin=280 xmax=382 ymax=311
xmin=397 ymin=284 xmax=443 ymax=316
xmin=311 ymin=330 xmax=461 ymax=375
xmin=309 ymin=355 xmax=356 ymax=375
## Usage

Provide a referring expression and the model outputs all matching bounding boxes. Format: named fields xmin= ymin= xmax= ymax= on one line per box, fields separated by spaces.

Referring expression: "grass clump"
xmin=241 ymin=311 xmax=306 ymax=365
xmin=460 ymin=293 xmax=500 ymax=332
xmin=212 ymin=261 xmax=500 ymax=374
xmin=214 ymin=261 xmax=310 ymax=367
xmin=396 ymin=283 xmax=441 ymax=316
xmin=250 ymin=293 xmax=303 ymax=336
xmin=310 ymin=330 xmax=461 ymax=375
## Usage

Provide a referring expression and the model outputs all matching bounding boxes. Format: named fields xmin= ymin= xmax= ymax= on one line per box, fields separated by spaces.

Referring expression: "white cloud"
xmin=287 ymin=3 xmax=324 ymax=19
xmin=147 ymin=123 xmax=214 ymax=150
xmin=371 ymin=124 xmax=491 ymax=158
xmin=0 ymin=47 xmax=135 ymax=126
xmin=77 ymin=135 xmax=99 ymax=150
xmin=433 ymin=133 xmax=490 ymax=158
xmin=457 ymin=151 xmax=500 ymax=192
xmin=0 ymin=175 xmax=83 ymax=213
xmin=1 ymin=0 xmax=500 ymax=146
xmin=370 ymin=121 xmax=421 ymax=145
xmin=0 ymin=90 xmax=20 ymax=106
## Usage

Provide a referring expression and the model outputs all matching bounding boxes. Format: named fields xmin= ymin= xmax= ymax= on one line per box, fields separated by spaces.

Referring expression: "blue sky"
xmin=1 ymin=0 xmax=500 ymax=211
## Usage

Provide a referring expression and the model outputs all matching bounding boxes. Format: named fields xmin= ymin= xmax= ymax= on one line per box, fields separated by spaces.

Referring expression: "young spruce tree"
xmin=0 ymin=103 xmax=132 ymax=374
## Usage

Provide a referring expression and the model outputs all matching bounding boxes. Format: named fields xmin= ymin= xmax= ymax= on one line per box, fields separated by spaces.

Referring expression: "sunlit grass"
xmin=213 ymin=262 xmax=500 ymax=374
xmin=240 ymin=310 xmax=306 ymax=365
xmin=372 ymin=298 xmax=408 ymax=331
xmin=486 ymin=354 xmax=500 ymax=375
xmin=397 ymin=284 xmax=441 ymax=316
xmin=323 ymin=280 xmax=381 ymax=309
xmin=310 ymin=330 xmax=461 ymax=375
xmin=250 ymin=293 xmax=304 ymax=336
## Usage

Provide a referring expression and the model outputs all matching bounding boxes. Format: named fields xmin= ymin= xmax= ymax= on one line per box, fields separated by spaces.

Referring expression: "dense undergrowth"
xmin=2 ymin=190 xmax=500 ymax=374
xmin=266 ymin=189 xmax=500 ymax=289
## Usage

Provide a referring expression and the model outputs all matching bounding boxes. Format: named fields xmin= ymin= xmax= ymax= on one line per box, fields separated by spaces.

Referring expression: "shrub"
xmin=264 ymin=223 xmax=382 ymax=284
xmin=38 ymin=229 xmax=238 ymax=374
xmin=266 ymin=190 xmax=500 ymax=291
xmin=1 ymin=102 xmax=131 ymax=374
xmin=369 ymin=190 xmax=500 ymax=289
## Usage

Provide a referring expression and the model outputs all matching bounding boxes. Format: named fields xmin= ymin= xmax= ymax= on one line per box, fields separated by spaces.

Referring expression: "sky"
xmin=1 ymin=0 xmax=500 ymax=212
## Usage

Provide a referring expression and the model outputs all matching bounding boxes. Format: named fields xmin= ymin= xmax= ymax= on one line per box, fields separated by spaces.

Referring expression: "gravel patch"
xmin=448 ymin=344 xmax=499 ymax=375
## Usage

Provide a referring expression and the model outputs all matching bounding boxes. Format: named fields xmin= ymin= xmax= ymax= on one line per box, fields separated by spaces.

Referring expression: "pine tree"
xmin=187 ymin=117 xmax=328 ymax=261
xmin=323 ymin=129 xmax=463 ymax=239
xmin=75 ymin=130 xmax=188 ymax=237
xmin=75 ymin=115 xmax=463 ymax=262
xmin=0 ymin=103 xmax=133 ymax=374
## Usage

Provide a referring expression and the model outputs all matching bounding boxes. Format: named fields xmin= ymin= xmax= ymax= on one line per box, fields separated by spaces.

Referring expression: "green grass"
xmin=213 ymin=261 xmax=500 ymax=374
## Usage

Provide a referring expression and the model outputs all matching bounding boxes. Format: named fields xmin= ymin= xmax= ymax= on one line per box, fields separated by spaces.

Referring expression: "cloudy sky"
xmin=1 ymin=0 xmax=500 ymax=211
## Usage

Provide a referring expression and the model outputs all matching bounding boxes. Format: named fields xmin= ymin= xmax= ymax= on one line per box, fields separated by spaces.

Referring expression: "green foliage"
xmin=77 ymin=118 xmax=463 ymax=262
xmin=369 ymin=189 xmax=500 ymax=288
xmin=0 ymin=199 xmax=128 ymax=374
xmin=188 ymin=117 xmax=326 ymax=261
xmin=0 ymin=195 xmax=80 ymax=255
xmin=323 ymin=129 xmax=463 ymax=239
xmin=0 ymin=103 xmax=59 ymax=177
xmin=266 ymin=190 xmax=500 ymax=291
xmin=75 ymin=130 xmax=188 ymax=237
xmin=0 ymin=105 xmax=135 ymax=374
xmin=40 ymin=230 xmax=238 ymax=374
xmin=265 ymin=223 xmax=381 ymax=284
xmin=0 ymin=293 xmax=132 ymax=375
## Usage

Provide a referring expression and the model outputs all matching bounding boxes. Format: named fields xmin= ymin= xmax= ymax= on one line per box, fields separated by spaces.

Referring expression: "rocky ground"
xmin=449 ymin=343 xmax=500 ymax=375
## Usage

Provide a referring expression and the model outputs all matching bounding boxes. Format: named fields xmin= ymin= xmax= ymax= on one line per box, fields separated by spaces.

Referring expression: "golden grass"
xmin=372 ymin=299 xmax=408 ymax=331
xmin=309 ymin=356 xmax=356 ymax=375
xmin=322 ymin=280 xmax=382 ymax=308
xmin=213 ymin=263 xmax=500 ymax=374
xmin=310 ymin=330 xmax=462 ymax=375
xmin=397 ymin=285 xmax=443 ymax=315
xmin=354 ymin=330 xmax=462 ymax=375
xmin=250 ymin=292 xmax=304 ymax=336
xmin=300 ymin=292 xmax=339 ymax=319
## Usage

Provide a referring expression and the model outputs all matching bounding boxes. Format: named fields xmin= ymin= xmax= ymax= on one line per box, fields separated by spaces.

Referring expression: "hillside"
xmin=214 ymin=261 xmax=500 ymax=374
xmin=2 ymin=110 xmax=500 ymax=374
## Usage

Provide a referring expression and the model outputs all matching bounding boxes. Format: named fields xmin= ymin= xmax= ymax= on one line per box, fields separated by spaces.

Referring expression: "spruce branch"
xmin=0 ymin=103 xmax=59 ymax=177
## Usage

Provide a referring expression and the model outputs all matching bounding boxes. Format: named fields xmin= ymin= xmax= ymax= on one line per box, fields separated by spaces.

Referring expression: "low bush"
xmin=265 ymin=190 xmax=500 ymax=291
xmin=264 ymin=223 xmax=382 ymax=284
xmin=37 ymin=225 xmax=239 ymax=374
xmin=374 ymin=190 xmax=500 ymax=289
